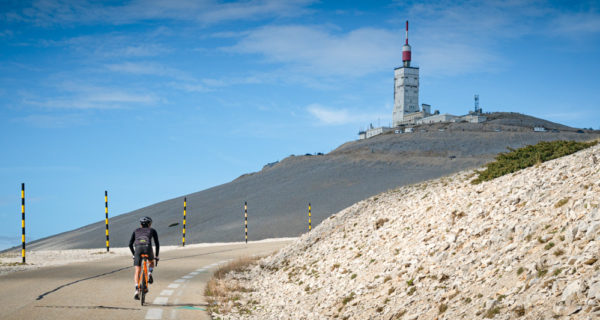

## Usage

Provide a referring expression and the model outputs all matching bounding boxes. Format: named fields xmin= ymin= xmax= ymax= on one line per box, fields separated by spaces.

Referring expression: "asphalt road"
xmin=0 ymin=240 xmax=293 ymax=320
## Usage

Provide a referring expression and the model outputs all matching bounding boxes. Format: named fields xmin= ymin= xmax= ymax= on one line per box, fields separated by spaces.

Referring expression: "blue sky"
xmin=1 ymin=0 xmax=599 ymax=249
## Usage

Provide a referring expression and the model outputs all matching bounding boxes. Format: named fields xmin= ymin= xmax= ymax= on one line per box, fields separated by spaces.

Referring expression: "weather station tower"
xmin=392 ymin=21 xmax=420 ymax=126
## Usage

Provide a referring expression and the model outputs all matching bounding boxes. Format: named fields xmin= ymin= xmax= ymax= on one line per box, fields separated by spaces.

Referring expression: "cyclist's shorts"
xmin=133 ymin=244 xmax=154 ymax=266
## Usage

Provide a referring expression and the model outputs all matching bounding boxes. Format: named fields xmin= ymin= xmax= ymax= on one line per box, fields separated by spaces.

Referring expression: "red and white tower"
xmin=393 ymin=20 xmax=420 ymax=126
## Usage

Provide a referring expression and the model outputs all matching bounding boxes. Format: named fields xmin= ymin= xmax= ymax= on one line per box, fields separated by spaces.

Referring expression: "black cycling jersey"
xmin=129 ymin=227 xmax=160 ymax=256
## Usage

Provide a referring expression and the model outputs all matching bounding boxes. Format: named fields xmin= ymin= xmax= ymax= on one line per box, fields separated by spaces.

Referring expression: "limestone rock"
xmin=210 ymin=143 xmax=600 ymax=320
xmin=562 ymin=279 xmax=585 ymax=305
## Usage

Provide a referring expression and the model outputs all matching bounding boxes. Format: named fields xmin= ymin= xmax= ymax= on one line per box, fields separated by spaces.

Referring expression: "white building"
xmin=393 ymin=66 xmax=420 ymax=126
xmin=417 ymin=114 xmax=457 ymax=124
xmin=365 ymin=126 xmax=391 ymax=139
xmin=460 ymin=114 xmax=487 ymax=123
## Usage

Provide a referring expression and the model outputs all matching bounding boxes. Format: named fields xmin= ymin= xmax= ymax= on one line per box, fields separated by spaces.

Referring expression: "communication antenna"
xmin=474 ymin=94 xmax=480 ymax=113
xmin=402 ymin=20 xmax=412 ymax=67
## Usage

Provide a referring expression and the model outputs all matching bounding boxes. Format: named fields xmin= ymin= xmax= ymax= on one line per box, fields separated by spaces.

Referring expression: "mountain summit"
xmin=26 ymin=113 xmax=599 ymax=251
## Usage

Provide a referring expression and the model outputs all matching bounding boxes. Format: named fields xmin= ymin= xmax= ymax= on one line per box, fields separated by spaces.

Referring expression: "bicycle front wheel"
xmin=140 ymin=279 xmax=146 ymax=306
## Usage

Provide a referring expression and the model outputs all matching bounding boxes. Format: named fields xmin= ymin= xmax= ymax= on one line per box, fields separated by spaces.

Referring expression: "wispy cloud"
xmin=402 ymin=0 xmax=600 ymax=74
xmin=226 ymin=25 xmax=401 ymax=77
xmin=223 ymin=1 xmax=600 ymax=79
xmin=0 ymin=29 xmax=14 ymax=38
xmin=169 ymin=82 xmax=212 ymax=93
xmin=307 ymin=104 xmax=388 ymax=126
xmin=6 ymin=0 xmax=316 ymax=26
xmin=105 ymin=62 xmax=193 ymax=80
xmin=553 ymin=11 xmax=600 ymax=35
xmin=0 ymin=165 xmax=82 ymax=173
xmin=13 ymin=113 xmax=88 ymax=128
xmin=105 ymin=61 xmax=267 ymax=92
xmin=42 ymin=32 xmax=173 ymax=58
xmin=22 ymin=82 xmax=159 ymax=110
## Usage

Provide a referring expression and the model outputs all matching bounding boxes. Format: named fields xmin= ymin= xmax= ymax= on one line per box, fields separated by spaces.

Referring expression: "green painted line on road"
xmin=176 ymin=306 xmax=206 ymax=311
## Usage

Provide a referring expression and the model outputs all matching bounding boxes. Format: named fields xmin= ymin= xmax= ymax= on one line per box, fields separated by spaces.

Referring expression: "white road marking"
xmin=153 ymin=296 xmax=168 ymax=305
xmin=145 ymin=308 xmax=163 ymax=320
xmin=160 ymin=290 xmax=174 ymax=296
xmin=145 ymin=262 xmax=223 ymax=319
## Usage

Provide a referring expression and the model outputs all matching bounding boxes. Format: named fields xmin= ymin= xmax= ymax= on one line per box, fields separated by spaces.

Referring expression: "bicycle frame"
xmin=139 ymin=254 xmax=149 ymax=305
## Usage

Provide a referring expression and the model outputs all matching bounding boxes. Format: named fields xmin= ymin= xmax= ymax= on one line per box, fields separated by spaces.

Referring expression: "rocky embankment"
xmin=212 ymin=142 xmax=600 ymax=319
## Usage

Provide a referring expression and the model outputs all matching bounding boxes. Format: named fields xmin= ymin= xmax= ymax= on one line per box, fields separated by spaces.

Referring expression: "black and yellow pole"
xmin=21 ymin=183 xmax=25 ymax=264
xmin=105 ymin=191 xmax=110 ymax=252
xmin=308 ymin=203 xmax=312 ymax=232
xmin=182 ymin=197 xmax=187 ymax=247
xmin=244 ymin=201 xmax=248 ymax=244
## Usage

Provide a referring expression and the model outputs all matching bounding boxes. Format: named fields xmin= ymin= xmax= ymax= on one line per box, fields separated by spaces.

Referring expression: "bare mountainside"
xmin=24 ymin=113 xmax=600 ymax=250
xmin=210 ymin=141 xmax=600 ymax=320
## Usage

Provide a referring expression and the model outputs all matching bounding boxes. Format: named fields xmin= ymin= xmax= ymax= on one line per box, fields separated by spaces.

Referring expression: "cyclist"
xmin=129 ymin=216 xmax=160 ymax=300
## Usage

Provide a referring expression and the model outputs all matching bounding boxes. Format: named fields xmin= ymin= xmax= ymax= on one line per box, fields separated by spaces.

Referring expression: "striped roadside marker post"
xmin=182 ymin=197 xmax=187 ymax=247
xmin=105 ymin=191 xmax=110 ymax=252
xmin=21 ymin=183 xmax=26 ymax=264
xmin=244 ymin=201 xmax=248 ymax=244
xmin=308 ymin=203 xmax=312 ymax=232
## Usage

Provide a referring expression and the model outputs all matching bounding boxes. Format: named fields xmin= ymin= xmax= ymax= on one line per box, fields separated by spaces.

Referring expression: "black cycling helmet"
xmin=140 ymin=216 xmax=152 ymax=227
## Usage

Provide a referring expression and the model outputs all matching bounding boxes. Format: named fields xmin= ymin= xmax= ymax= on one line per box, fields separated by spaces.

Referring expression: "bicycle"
xmin=137 ymin=254 xmax=158 ymax=306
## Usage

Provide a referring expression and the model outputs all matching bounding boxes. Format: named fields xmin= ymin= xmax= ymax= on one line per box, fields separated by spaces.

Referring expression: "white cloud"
xmin=105 ymin=62 xmax=193 ymax=80
xmin=416 ymin=41 xmax=500 ymax=76
xmin=44 ymin=32 xmax=172 ymax=59
xmin=307 ymin=104 xmax=388 ymax=126
xmin=225 ymin=23 xmax=501 ymax=78
xmin=0 ymin=29 xmax=14 ymax=37
xmin=553 ymin=11 xmax=600 ymax=35
xmin=223 ymin=1 xmax=600 ymax=79
xmin=307 ymin=104 xmax=353 ymax=125
xmin=226 ymin=25 xmax=402 ymax=77
xmin=7 ymin=0 xmax=316 ymax=26
xmin=105 ymin=62 xmax=267 ymax=92
xmin=170 ymin=82 xmax=212 ymax=93
xmin=403 ymin=0 xmax=600 ymax=72
xmin=22 ymin=83 xmax=159 ymax=109
xmin=15 ymin=113 xmax=88 ymax=128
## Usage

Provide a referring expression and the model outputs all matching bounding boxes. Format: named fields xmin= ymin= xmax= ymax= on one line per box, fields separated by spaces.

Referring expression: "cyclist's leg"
xmin=134 ymin=266 xmax=141 ymax=286
xmin=147 ymin=247 xmax=155 ymax=269
xmin=143 ymin=246 xmax=155 ymax=283
xmin=140 ymin=259 xmax=147 ymax=304
xmin=134 ymin=266 xmax=142 ymax=300
xmin=133 ymin=248 xmax=143 ymax=299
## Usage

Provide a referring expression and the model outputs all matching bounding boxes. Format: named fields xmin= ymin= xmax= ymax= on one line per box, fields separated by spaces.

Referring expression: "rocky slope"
xmin=212 ymin=141 xmax=600 ymax=319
